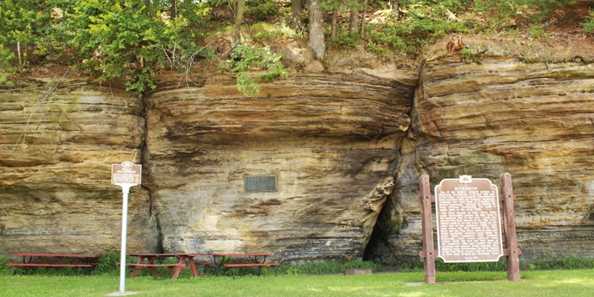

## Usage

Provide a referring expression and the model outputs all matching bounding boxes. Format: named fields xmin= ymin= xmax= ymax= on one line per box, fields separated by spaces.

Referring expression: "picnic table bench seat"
xmin=128 ymin=263 xmax=184 ymax=269
xmin=8 ymin=263 xmax=96 ymax=269
xmin=223 ymin=263 xmax=278 ymax=268
xmin=9 ymin=253 xmax=98 ymax=271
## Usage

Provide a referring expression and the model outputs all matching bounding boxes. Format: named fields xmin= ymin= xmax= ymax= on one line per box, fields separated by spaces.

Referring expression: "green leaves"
xmin=228 ymin=44 xmax=288 ymax=96
xmin=584 ymin=10 xmax=594 ymax=34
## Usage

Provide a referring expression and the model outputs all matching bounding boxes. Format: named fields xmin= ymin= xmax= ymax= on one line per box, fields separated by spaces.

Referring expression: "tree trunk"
xmin=331 ymin=9 xmax=339 ymax=39
xmin=360 ymin=0 xmax=368 ymax=39
xmin=390 ymin=0 xmax=400 ymax=19
xmin=234 ymin=0 xmax=245 ymax=44
xmin=350 ymin=6 xmax=360 ymax=34
xmin=170 ymin=0 xmax=177 ymax=19
xmin=308 ymin=0 xmax=325 ymax=60
xmin=292 ymin=0 xmax=304 ymax=29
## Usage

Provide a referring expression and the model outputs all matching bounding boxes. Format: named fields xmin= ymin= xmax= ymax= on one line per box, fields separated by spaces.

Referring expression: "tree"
xmin=360 ymin=0 xmax=368 ymax=39
xmin=321 ymin=0 xmax=343 ymax=40
xmin=390 ymin=0 xmax=400 ymax=19
xmin=349 ymin=1 xmax=360 ymax=34
xmin=291 ymin=0 xmax=304 ymax=30
xmin=308 ymin=0 xmax=326 ymax=59
xmin=234 ymin=0 xmax=245 ymax=44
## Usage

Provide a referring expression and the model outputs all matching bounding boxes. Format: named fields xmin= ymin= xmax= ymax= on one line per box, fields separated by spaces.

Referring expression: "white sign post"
xmin=108 ymin=161 xmax=142 ymax=297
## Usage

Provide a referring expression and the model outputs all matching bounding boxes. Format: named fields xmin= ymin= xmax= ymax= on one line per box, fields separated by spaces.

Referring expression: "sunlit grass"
xmin=1 ymin=270 xmax=594 ymax=297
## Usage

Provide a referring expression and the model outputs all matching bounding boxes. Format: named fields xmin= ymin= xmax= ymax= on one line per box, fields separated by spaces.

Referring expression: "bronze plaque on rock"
xmin=435 ymin=175 xmax=504 ymax=263
xmin=244 ymin=175 xmax=277 ymax=193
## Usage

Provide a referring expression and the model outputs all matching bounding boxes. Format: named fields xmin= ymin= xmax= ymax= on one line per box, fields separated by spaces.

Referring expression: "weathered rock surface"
xmin=368 ymin=37 xmax=594 ymax=263
xmin=0 ymin=79 xmax=157 ymax=254
xmin=146 ymin=73 xmax=415 ymax=261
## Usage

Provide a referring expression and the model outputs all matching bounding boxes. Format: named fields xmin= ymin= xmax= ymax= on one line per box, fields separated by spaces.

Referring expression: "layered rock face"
xmin=0 ymin=79 xmax=157 ymax=254
xmin=146 ymin=73 xmax=414 ymax=260
xmin=369 ymin=39 xmax=594 ymax=263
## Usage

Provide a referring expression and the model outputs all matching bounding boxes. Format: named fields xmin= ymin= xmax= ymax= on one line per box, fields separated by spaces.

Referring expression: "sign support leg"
xmin=501 ymin=173 xmax=520 ymax=281
xmin=419 ymin=174 xmax=436 ymax=284
xmin=119 ymin=186 xmax=130 ymax=294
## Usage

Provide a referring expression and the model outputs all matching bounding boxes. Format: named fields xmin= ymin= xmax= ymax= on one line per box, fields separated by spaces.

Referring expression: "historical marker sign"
xmin=111 ymin=161 xmax=142 ymax=186
xmin=434 ymin=175 xmax=504 ymax=263
xmin=110 ymin=161 xmax=142 ymax=296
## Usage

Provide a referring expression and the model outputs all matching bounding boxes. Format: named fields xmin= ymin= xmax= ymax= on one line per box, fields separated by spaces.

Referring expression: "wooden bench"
xmin=212 ymin=252 xmax=278 ymax=274
xmin=9 ymin=253 xmax=98 ymax=271
xmin=223 ymin=263 xmax=278 ymax=269
xmin=128 ymin=253 xmax=204 ymax=279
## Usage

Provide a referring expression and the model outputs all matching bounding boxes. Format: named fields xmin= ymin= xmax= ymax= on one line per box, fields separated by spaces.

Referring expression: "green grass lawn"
xmin=1 ymin=270 xmax=594 ymax=297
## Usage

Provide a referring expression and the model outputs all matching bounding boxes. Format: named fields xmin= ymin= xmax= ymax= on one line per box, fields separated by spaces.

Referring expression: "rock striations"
xmin=0 ymin=79 xmax=157 ymax=254
xmin=1 ymin=37 xmax=594 ymax=264
xmin=146 ymin=73 xmax=415 ymax=260
xmin=368 ymin=37 xmax=594 ymax=263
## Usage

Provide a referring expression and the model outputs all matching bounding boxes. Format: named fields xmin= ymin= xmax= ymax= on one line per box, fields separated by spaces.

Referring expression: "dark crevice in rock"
xmin=139 ymin=93 xmax=164 ymax=253
xmin=363 ymin=62 xmax=424 ymax=262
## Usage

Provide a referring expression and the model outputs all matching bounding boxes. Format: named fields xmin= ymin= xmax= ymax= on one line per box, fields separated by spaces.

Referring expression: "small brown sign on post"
xmin=111 ymin=161 xmax=142 ymax=186
xmin=418 ymin=173 xmax=521 ymax=284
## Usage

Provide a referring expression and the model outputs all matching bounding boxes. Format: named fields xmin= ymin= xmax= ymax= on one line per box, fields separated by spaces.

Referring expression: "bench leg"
xmin=130 ymin=256 xmax=145 ymax=277
xmin=189 ymin=260 xmax=199 ymax=277
xmin=171 ymin=258 xmax=186 ymax=280
xmin=147 ymin=257 xmax=159 ymax=278
xmin=171 ymin=266 xmax=183 ymax=280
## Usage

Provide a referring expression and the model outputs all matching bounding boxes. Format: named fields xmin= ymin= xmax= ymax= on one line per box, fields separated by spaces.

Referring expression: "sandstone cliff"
xmin=0 ymin=78 xmax=157 ymax=254
xmin=367 ymin=36 xmax=594 ymax=263
xmin=1 ymin=36 xmax=594 ymax=265
xmin=145 ymin=72 xmax=415 ymax=260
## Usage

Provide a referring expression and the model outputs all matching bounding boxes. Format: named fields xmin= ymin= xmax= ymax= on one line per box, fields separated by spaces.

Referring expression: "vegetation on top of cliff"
xmin=0 ymin=1 xmax=592 ymax=93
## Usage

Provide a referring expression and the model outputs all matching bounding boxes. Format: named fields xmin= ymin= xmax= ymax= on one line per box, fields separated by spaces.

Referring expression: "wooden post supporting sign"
xmin=419 ymin=174 xmax=436 ymax=284
xmin=501 ymin=173 xmax=520 ymax=281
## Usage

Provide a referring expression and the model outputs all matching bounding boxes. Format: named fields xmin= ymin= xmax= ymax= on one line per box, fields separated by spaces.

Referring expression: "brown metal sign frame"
xmin=418 ymin=173 xmax=521 ymax=284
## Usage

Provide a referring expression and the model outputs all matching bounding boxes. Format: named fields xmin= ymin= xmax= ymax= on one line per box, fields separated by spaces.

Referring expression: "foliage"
xmin=246 ymin=0 xmax=279 ymax=21
xmin=526 ymin=256 xmax=594 ymax=270
xmin=528 ymin=24 xmax=546 ymax=39
xmin=0 ymin=0 xmax=52 ymax=71
xmin=65 ymin=1 xmax=166 ymax=93
xmin=0 ymin=255 xmax=9 ymax=275
xmin=367 ymin=9 xmax=469 ymax=55
xmin=584 ymin=10 xmax=594 ymax=33
xmin=331 ymin=32 xmax=360 ymax=49
xmin=0 ymin=0 xmax=588 ymax=91
xmin=228 ymin=44 xmax=287 ymax=96
xmin=0 ymin=44 xmax=15 ymax=84
xmin=95 ymin=250 xmax=120 ymax=274
xmin=250 ymin=22 xmax=298 ymax=43
xmin=460 ymin=46 xmax=487 ymax=64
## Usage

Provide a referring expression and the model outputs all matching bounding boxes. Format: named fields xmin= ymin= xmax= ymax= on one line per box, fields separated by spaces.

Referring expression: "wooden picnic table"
xmin=210 ymin=252 xmax=277 ymax=273
xmin=128 ymin=253 xmax=207 ymax=279
xmin=9 ymin=253 xmax=98 ymax=269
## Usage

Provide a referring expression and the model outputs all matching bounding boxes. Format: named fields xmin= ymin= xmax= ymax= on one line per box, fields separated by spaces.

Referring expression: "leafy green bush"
xmin=331 ymin=32 xmax=360 ymax=49
xmin=246 ymin=0 xmax=279 ymax=22
xmin=527 ymin=256 xmax=594 ymax=270
xmin=584 ymin=10 xmax=594 ymax=33
xmin=66 ymin=1 xmax=166 ymax=93
xmin=0 ymin=255 xmax=10 ymax=275
xmin=0 ymin=0 xmax=52 ymax=71
xmin=461 ymin=46 xmax=487 ymax=63
xmin=528 ymin=24 xmax=546 ymax=39
xmin=228 ymin=44 xmax=287 ymax=96
xmin=95 ymin=250 xmax=120 ymax=274
xmin=0 ymin=44 xmax=15 ymax=84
